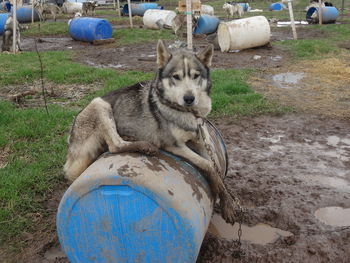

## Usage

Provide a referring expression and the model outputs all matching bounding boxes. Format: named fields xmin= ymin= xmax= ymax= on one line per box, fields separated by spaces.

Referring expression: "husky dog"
xmin=82 ymin=1 xmax=98 ymax=16
xmin=171 ymin=14 xmax=198 ymax=37
xmin=64 ymin=40 xmax=236 ymax=224
xmin=1 ymin=15 xmax=21 ymax=52
xmin=35 ymin=3 xmax=62 ymax=22
xmin=223 ymin=2 xmax=244 ymax=19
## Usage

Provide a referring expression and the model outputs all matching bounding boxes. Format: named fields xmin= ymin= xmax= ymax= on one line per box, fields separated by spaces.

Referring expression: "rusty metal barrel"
xmin=57 ymin=120 xmax=227 ymax=263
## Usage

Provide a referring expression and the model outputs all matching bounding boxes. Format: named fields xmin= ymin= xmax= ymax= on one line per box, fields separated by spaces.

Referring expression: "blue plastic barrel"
xmin=239 ymin=3 xmax=250 ymax=12
xmin=0 ymin=1 xmax=11 ymax=12
xmin=269 ymin=3 xmax=286 ymax=11
xmin=69 ymin=18 xmax=112 ymax=43
xmin=15 ymin=7 xmax=40 ymax=23
xmin=193 ymin=15 xmax=220 ymax=35
xmin=306 ymin=6 xmax=339 ymax=23
xmin=57 ymin=121 xmax=227 ymax=263
xmin=122 ymin=3 xmax=163 ymax=16
xmin=0 ymin=13 xmax=10 ymax=36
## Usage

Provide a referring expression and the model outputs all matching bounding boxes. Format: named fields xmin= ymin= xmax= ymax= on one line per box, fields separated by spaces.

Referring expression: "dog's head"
xmin=156 ymin=40 xmax=213 ymax=117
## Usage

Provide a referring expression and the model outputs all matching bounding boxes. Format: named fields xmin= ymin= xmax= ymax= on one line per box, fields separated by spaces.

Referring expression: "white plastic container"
xmin=217 ymin=16 xmax=271 ymax=52
xmin=201 ymin=4 xmax=214 ymax=16
xmin=62 ymin=2 xmax=83 ymax=14
xmin=143 ymin=9 xmax=176 ymax=29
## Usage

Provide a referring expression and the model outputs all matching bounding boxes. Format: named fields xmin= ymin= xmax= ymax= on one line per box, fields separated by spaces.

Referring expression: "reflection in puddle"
xmin=272 ymin=72 xmax=305 ymax=89
xmin=315 ymin=207 xmax=350 ymax=227
xmin=208 ymin=214 xmax=293 ymax=245
xmin=307 ymin=175 xmax=350 ymax=190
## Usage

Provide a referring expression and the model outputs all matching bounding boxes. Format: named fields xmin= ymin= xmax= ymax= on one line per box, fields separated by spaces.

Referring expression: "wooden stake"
xmin=13 ymin=0 xmax=17 ymax=54
xmin=318 ymin=0 xmax=323 ymax=25
xmin=186 ymin=0 xmax=192 ymax=50
xmin=287 ymin=0 xmax=297 ymax=40
xmin=31 ymin=0 xmax=34 ymax=23
xmin=341 ymin=0 xmax=344 ymax=20
xmin=127 ymin=0 xmax=133 ymax=28
xmin=116 ymin=0 xmax=121 ymax=17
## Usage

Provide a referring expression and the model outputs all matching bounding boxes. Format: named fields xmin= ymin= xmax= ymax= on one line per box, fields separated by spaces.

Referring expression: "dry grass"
xmin=249 ymin=55 xmax=350 ymax=119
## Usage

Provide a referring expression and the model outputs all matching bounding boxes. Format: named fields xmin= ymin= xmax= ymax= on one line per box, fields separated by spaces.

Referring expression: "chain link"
xmin=198 ymin=119 xmax=245 ymax=259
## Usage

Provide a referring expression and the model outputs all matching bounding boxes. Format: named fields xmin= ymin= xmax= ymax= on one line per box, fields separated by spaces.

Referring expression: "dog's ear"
xmin=197 ymin=44 xmax=214 ymax=67
xmin=157 ymin=40 xmax=171 ymax=68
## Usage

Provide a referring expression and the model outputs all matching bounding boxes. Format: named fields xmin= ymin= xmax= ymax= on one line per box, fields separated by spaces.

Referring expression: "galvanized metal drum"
xmin=57 ymin=120 xmax=227 ymax=263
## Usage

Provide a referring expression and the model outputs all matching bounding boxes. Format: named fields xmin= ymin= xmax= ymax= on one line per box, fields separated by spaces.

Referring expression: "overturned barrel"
xmin=69 ymin=17 xmax=112 ymax=43
xmin=0 ymin=13 xmax=10 ymax=35
xmin=122 ymin=3 xmax=163 ymax=16
xmin=217 ymin=16 xmax=271 ymax=52
xmin=15 ymin=6 xmax=40 ymax=23
xmin=143 ymin=9 xmax=176 ymax=29
xmin=57 ymin=120 xmax=227 ymax=263
xmin=193 ymin=15 xmax=220 ymax=35
xmin=306 ymin=6 xmax=339 ymax=24
xmin=269 ymin=2 xmax=286 ymax=11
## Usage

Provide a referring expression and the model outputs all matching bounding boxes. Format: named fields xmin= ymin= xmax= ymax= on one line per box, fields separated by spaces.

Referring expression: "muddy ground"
xmin=1 ymin=20 xmax=350 ymax=263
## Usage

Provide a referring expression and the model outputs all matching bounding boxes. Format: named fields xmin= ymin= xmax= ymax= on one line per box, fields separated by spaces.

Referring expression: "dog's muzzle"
xmin=183 ymin=95 xmax=195 ymax=106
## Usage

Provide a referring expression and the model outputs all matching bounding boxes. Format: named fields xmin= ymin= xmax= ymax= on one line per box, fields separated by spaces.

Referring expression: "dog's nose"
xmin=183 ymin=95 xmax=195 ymax=106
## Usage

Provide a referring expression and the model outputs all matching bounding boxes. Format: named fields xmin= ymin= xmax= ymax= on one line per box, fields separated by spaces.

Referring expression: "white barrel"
xmin=62 ymin=2 xmax=83 ymax=14
xmin=217 ymin=16 xmax=271 ymax=52
xmin=201 ymin=4 xmax=214 ymax=16
xmin=143 ymin=9 xmax=176 ymax=29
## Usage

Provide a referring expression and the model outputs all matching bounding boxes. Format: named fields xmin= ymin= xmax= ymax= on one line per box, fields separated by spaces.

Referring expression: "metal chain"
xmin=198 ymin=119 xmax=245 ymax=259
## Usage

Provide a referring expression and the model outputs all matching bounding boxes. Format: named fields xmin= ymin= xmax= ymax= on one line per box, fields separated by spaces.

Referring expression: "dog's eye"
xmin=193 ymin=73 xmax=200 ymax=79
xmin=172 ymin=74 xmax=180 ymax=80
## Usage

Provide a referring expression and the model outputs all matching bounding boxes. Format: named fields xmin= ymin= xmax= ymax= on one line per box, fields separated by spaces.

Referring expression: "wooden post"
xmin=341 ymin=0 xmax=344 ymax=20
xmin=127 ymin=0 xmax=133 ymax=28
xmin=13 ymin=0 xmax=17 ymax=54
xmin=116 ymin=0 xmax=121 ymax=17
xmin=186 ymin=0 xmax=192 ymax=50
xmin=31 ymin=0 xmax=34 ymax=23
xmin=318 ymin=0 xmax=323 ymax=25
xmin=287 ymin=0 xmax=297 ymax=40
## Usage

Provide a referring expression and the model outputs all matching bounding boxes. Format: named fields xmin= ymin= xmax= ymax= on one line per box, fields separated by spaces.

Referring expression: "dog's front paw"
xmin=220 ymin=193 xmax=236 ymax=225
xmin=135 ymin=141 xmax=159 ymax=156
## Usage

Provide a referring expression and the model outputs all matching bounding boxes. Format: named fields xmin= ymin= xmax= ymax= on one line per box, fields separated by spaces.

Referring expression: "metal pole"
xmin=127 ymin=0 xmax=133 ymax=28
xmin=116 ymin=0 xmax=121 ymax=17
xmin=13 ymin=0 xmax=17 ymax=54
xmin=186 ymin=0 xmax=192 ymax=50
xmin=318 ymin=0 xmax=323 ymax=25
xmin=287 ymin=0 xmax=297 ymax=40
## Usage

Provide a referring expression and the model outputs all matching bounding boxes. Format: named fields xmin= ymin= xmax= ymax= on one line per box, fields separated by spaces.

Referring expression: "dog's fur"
xmin=35 ymin=3 xmax=62 ymax=22
xmin=223 ymin=2 xmax=244 ymax=19
xmin=171 ymin=14 xmax=198 ymax=37
xmin=82 ymin=1 xmax=97 ymax=16
xmin=1 ymin=15 xmax=21 ymax=52
xmin=64 ymin=40 xmax=236 ymax=223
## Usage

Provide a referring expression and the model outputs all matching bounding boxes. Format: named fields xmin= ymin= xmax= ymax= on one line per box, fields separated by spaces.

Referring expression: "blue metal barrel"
xmin=15 ymin=6 xmax=40 ymax=23
xmin=193 ymin=15 xmax=220 ymax=35
xmin=122 ymin=3 xmax=163 ymax=16
xmin=306 ymin=6 xmax=339 ymax=24
xmin=57 ymin=121 xmax=227 ymax=262
xmin=69 ymin=18 xmax=112 ymax=43
xmin=239 ymin=3 xmax=250 ymax=12
xmin=0 ymin=13 xmax=10 ymax=35
xmin=269 ymin=3 xmax=286 ymax=11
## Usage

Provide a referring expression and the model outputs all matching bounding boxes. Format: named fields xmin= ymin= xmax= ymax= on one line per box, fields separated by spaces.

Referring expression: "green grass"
xmin=113 ymin=28 xmax=176 ymax=45
xmin=210 ymin=69 xmax=288 ymax=117
xmin=22 ymin=22 xmax=69 ymax=37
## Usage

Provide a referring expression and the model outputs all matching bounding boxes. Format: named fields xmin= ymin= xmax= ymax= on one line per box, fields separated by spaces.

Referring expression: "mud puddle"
xmin=208 ymin=213 xmax=293 ymax=245
xmin=272 ymin=72 xmax=305 ymax=89
xmin=315 ymin=207 xmax=350 ymax=227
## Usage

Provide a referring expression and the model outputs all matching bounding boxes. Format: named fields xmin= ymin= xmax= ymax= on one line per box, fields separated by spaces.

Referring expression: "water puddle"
xmin=272 ymin=72 xmax=305 ymax=89
xmin=277 ymin=21 xmax=308 ymax=27
xmin=307 ymin=175 xmax=350 ymax=190
xmin=314 ymin=207 xmax=350 ymax=227
xmin=208 ymin=214 xmax=293 ymax=245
